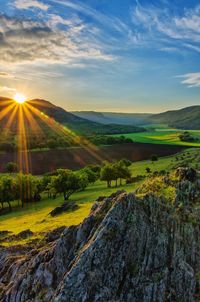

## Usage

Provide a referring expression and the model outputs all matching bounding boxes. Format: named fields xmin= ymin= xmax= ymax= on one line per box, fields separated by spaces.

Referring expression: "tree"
xmin=88 ymin=165 xmax=101 ymax=178
xmin=6 ymin=162 xmax=19 ymax=174
xmin=42 ymin=174 xmax=53 ymax=197
xmin=16 ymin=173 xmax=40 ymax=207
xmin=100 ymin=161 xmax=131 ymax=187
xmin=51 ymin=169 xmax=88 ymax=201
xmin=0 ymin=176 xmax=18 ymax=211
xmin=114 ymin=161 xmax=131 ymax=186
xmin=81 ymin=167 xmax=99 ymax=184
xmin=119 ymin=158 xmax=132 ymax=167
xmin=100 ymin=163 xmax=115 ymax=188
xmin=75 ymin=171 xmax=89 ymax=191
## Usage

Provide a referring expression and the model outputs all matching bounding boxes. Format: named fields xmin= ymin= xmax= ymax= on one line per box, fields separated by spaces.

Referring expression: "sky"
xmin=0 ymin=0 xmax=199 ymax=113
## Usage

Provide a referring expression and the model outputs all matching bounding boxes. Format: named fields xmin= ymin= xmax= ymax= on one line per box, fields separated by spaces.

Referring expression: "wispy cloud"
xmin=0 ymin=86 xmax=16 ymax=92
xmin=178 ymin=73 xmax=200 ymax=88
xmin=131 ymin=2 xmax=200 ymax=52
xmin=184 ymin=43 xmax=200 ymax=53
xmin=160 ymin=47 xmax=181 ymax=53
xmin=14 ymin=0 xmax=49 ymax=11
xmin=49 ymin=0 xmax=138 ymax=46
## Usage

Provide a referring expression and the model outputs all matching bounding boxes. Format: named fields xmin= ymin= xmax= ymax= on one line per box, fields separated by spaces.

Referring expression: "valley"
xmin=72 ymin=105 xmax=200 ymax=130
xmin=0 ymin=100 xmax=199 ymax=300
xmin=1 ymin=1 xmax=200 ymax=300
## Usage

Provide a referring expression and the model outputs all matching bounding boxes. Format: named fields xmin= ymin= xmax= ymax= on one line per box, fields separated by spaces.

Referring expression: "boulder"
xmin=49 ymin=201 xmax=79 ymax=217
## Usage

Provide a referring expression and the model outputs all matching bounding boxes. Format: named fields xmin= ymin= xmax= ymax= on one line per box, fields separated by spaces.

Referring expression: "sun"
xmin=14 ymin=93 xmax=27 ymax=104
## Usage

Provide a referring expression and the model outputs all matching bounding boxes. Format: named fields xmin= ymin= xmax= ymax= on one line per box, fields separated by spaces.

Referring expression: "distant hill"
xmin=71 ymin=111 xmax=109 ymax=124
xmin=73 ymin=106 xmax=200 ymax=130
xmin=27 ymin=99 xmax=145 ymax=135
xmin=72 ymin=111 xmax=152 ymax=126
xmin=150 ymin=106 xmax=200 ymax=130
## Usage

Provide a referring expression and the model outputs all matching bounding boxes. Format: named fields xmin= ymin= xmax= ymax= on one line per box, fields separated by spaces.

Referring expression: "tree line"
xmin=0 ymin=159 xmax=132 ymax=213
xmin=0 ymin=133 xmax=134 ymax=153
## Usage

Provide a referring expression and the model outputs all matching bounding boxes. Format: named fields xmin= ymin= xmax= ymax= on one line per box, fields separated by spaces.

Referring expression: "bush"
xmin=5 ymin=162 xmax=18 ymax=173
xmin=179 ymin=131 xmax=196 ymax=142
xmin=151 ymin=154 xmax=158 ymax=162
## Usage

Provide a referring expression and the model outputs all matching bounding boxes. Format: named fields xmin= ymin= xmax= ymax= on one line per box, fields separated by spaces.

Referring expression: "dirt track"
xmin=0 ymin=143 xmax=187 ymax=175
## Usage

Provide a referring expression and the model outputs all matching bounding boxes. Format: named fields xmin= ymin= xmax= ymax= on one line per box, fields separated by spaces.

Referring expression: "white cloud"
xmin=178 ymin=73 xmax=200 ymax=88
xmin=131 ymin=3 xmax=200 ymax=51
xmin=14 ymin=0 xmax=49 ymax=11
xmin=0 ymin=15 xmax=114 ymax=66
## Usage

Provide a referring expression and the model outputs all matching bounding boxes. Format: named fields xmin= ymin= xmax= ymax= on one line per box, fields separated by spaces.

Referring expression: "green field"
xmin=114 ymin=125 xmax=200 ymax=147
xmin=0 ymin=148 xmax=200 ymax=246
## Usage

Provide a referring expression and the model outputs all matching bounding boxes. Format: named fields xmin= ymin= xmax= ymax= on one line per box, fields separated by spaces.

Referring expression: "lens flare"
xmin=14 ymin=93 xmax=26 ymax=104
xmin=0 ymin=97 xmax=105 ymax=176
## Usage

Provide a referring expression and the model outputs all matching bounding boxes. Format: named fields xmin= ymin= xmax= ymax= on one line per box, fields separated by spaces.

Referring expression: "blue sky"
xmin=0 ymin=0 xmax=199 ymax=112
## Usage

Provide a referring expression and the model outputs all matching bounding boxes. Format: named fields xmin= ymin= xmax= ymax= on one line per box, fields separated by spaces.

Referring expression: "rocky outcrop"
xmin=0 ymin=181 xmax=200 ymax=301
xmin=49 ymin=201 xmax=79 ymax=217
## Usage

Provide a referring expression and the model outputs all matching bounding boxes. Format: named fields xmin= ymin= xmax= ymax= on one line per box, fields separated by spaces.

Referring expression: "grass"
xmin=113 ymin=124 xmax=200 ymax=147
xmin=0 ymin=147 xmax=200 ymax=246
xmin=0 ymin=180 xmax=140 ymax=241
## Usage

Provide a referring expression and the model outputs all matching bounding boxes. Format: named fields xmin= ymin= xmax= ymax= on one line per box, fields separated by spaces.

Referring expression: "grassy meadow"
xmin=0 ymin=147 xmax=200 ymax=246
xmin=113 ymin=124 xmax=200 ymax=147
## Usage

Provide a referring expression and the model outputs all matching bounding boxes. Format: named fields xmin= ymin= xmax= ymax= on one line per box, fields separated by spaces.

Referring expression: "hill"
xmin=73 ymin=106 xmax=200 ymax=130
xmin=71 ymin=111 xmax=109 ymax=124
xmin=72 ymin=110 xmax=152 ymax=125
xmin=0 ymin=166 xmax=200 ymax=301
xmin=0 ymin=97 xmax=145 ymax=151
xmin=0 ymin=97 xmax=144 ymax=135
xmin=27 ymin=99 xmax=146 ymax=134
xmin=150 ymin=105 xmax=200 ymax=129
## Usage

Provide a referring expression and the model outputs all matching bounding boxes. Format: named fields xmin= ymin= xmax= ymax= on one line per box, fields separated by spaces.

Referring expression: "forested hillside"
xmin=150 ymin=106 xmax=200 ymax=129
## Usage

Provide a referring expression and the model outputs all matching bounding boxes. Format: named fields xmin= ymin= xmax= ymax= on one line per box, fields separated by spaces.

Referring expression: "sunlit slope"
xmin=0 ymin=97 xmax=144 ymax=136
xmin=114 ymin=128 xmax=200 ymax=146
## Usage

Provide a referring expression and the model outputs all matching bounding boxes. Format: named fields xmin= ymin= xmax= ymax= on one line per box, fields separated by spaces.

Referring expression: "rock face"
xmin=0 ymin=184 xmax=200 ymax=301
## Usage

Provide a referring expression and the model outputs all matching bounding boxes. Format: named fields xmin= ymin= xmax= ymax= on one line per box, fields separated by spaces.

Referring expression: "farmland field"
xmin=113 ymin=125 xmax=200 ymax=147
xmin=0 ymin=142 xmax=186 ymax=174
